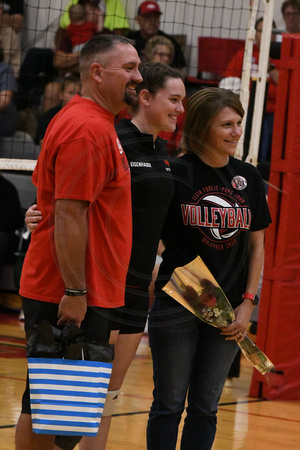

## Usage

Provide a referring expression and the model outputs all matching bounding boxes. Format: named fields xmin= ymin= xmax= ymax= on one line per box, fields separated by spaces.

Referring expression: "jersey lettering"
xmin=181 ymin=204 xmax=251 ymax=230
xmin=130 ymin=162 xmax=152 ymax=168
xmin=180 ymin=191 xmax=251 ymax=249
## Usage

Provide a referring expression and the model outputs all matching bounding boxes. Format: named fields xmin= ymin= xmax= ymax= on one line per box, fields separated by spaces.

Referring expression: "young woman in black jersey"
xmin=25 ymin=62 xmax=186 ymax=450
xmin=147 ymin=88 xmax=271 ymax=450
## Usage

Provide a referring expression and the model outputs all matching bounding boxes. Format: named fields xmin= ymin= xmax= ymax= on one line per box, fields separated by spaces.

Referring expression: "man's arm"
xmin=0 ymin=89 xmax=13 ymax=111
xmin=53 ymin=34 xmax=80 ymax=73
xmin=54 ymin=198 xmax=89 ymax=327
xmin=53 ymin=50 xmax=80 ymax=73
xmin=2 ymin=13 xmax=23 ymax=32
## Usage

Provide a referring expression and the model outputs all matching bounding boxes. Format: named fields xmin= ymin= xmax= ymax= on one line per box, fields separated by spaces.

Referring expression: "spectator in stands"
xmin=17 ymin=50 xmax=58 ymax=110
xmin=66 ymin=3 xmax=99 ymax=52
xmin=54 ymin=1 xmax=104 ymax=75
xmin=221 ymin=18 xmax=279 ymax=169
xmin=0 ymin=171 xmax=24 ymax=282
xmin=144 ymin=35 xmax=175 ymax=65
xmin=80 ymin=0 xmax=105 ymax=32
xmin=35 ymin=75 xmax=81 ymax=146
xmin=17 ymin=0 xmax=100 ymax=110
xmin=281 ymin=0 xmax=300 ymax=33
xmin=143 ymin=34 xmax=185 ymax=156
xmin=0 ymin=1 xmax=21 ymax=77
xmin=59 ymin=0 xmax=129 ymax=38
xmin=40 ymin=1 xmax=101 ymax=112
xmin=43 ymin=1 xmax=105 ymax=112
xmin=1 ymin=0 xmax=24 ymax=33
xmin=127 ymin=1 xmax=186 ymax=70
xmin=0 ymin=52 xmax=17 ymax=137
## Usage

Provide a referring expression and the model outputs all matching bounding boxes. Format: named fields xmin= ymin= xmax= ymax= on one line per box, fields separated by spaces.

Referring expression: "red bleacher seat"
xmin=186 ymin=36 xmax=245 ymax=87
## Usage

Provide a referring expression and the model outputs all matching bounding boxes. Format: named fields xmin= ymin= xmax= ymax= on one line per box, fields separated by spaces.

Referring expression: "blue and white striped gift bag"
xmin=28 ymin=357 xmax=112 ymax=436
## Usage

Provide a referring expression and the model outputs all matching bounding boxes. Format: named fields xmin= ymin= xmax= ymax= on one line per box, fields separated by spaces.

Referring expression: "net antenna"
xmin=236 ymin=0 xmax=259 ymax=160
xmin=237 ymin=0 xmax=275 ymax=165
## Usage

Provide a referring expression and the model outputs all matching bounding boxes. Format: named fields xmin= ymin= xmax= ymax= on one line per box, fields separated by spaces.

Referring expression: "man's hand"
xmin=57 ymin=295 xmax=87 ymax=328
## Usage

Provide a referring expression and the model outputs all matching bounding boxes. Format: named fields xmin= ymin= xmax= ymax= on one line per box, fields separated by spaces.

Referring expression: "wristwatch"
xmin=242 ymin=293 xmax=259 ymax=305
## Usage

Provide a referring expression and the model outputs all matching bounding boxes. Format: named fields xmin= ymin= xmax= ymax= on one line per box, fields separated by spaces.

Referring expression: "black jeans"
xmin=18 ymin=47 xmax=57 ymax=92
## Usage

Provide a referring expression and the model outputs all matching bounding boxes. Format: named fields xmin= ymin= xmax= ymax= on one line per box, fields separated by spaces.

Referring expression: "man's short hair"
xmin=281 ymin=0 xmax=300 ymax=15
xmin=79 ymin=34 xmax=134 ymax=76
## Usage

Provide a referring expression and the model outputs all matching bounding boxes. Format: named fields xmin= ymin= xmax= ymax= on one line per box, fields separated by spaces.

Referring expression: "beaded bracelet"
xmin=64 ymin=288 xmax=87 ymax=297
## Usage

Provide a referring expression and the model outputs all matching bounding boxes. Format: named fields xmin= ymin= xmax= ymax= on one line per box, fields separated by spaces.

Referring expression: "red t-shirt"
xmin=66 ymin=22 xmax=98 ymax=48
xmin=223 ymin=45 xmax=278 ymax=113
xmin=20 ymin=95 xmax=132 ymax=308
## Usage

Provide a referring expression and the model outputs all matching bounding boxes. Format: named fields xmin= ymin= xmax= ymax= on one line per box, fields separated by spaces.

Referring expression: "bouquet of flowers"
xmin=163 ymin=256 xmax=275 ymax=376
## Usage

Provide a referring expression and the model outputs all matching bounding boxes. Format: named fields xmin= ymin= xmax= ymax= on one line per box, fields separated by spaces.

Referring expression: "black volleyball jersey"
xmin=116 ymin=119 xmax=174 ymax=288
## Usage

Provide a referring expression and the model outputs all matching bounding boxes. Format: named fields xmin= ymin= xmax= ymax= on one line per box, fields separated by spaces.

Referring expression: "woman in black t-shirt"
xmin=147 ymin=88 xmax=271 ymax=450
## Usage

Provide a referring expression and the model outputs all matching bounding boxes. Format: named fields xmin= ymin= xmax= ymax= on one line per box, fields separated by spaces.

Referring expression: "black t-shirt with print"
xmin=156 ymin=152 xmax=271 ymax=308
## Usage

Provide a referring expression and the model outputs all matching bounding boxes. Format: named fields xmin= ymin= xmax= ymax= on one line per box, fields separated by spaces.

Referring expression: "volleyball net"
xmin=0 ymin=0 xmax=276 ymax=172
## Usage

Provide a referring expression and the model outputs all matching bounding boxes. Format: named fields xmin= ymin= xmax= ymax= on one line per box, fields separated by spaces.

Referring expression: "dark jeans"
xmin=147 ymin=296 xmax=239 ymax=450
xmin=18 ymin=47 xmax=57 ymax=92
xmin=16 ymin=48 xmax=58 ymax=109
xmin=0 ymin=102 xmax=17 ymax=137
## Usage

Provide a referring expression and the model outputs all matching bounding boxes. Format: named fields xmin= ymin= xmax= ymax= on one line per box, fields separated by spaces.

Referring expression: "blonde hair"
xmin=144 ymin=35 xmax=175 ymax=63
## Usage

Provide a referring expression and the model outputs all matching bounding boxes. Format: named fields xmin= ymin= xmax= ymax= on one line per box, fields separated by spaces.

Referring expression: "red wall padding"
xmin=249 ymin=34 xmax=300 ymax=400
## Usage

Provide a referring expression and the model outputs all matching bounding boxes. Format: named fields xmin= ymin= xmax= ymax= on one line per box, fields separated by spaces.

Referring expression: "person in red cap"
xmin=127 ymin=1 xmax=186 ymax=70
xmin=139 ymin=0 xmax=162 ymax=15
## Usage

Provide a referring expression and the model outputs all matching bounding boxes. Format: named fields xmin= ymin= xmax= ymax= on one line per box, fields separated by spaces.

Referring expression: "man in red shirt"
xmin=16 ymin=34 xmax=142 ymax=450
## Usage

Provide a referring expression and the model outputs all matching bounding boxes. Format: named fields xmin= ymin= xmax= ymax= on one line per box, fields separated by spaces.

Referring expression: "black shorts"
xmin=110 ymin=286 xmax=149 ymax=334
xmin=21 ymin=297 xmax=112 ymax=415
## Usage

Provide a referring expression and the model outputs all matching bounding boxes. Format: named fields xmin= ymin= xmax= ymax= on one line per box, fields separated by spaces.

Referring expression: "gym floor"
xmin=0 ymin=300 xmax=299 ymax=449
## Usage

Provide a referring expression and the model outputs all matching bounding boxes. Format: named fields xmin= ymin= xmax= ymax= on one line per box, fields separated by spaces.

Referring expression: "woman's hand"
xmin=220 ymin=300 xmax=253 ymax=342
xmin=25 ymin=204 xmax=42 ymax=232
